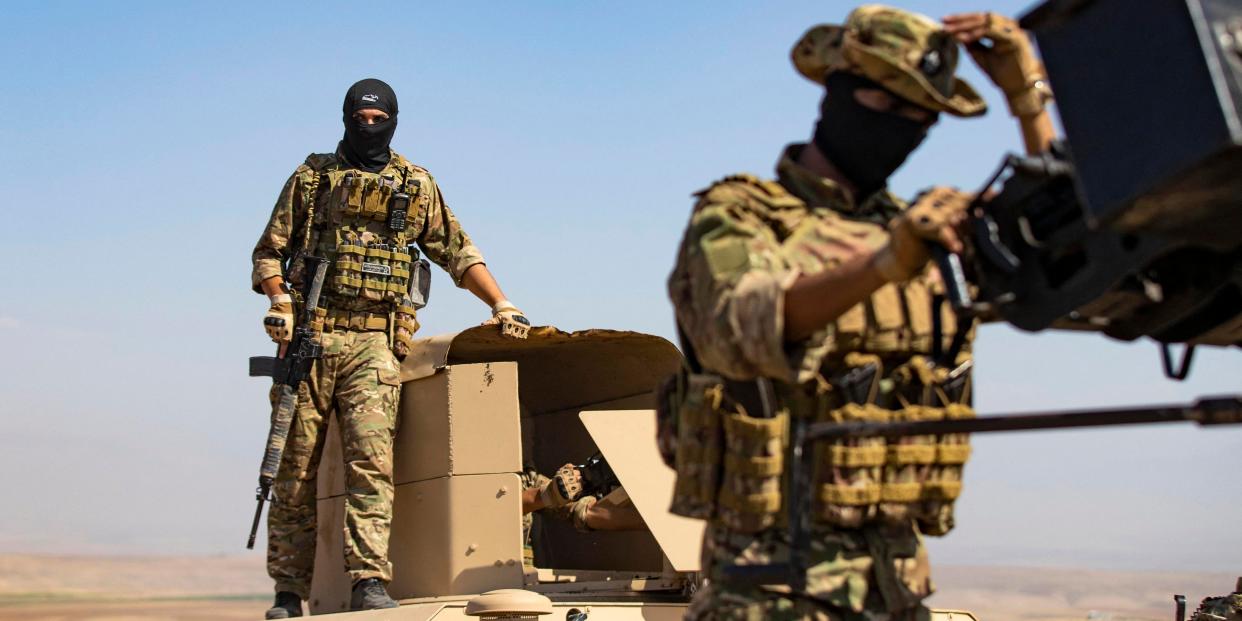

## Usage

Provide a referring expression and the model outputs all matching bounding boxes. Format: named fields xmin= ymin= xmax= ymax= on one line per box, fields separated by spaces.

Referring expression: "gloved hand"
xmin=943 ymin=12 xmax=1052 ymax=117
xmin=873 ymin=186 xmax=973 ymax=283
xmin=264 ymin=294 xmax=295 ymax=343
xmin=482 ymin=300 xmax=530 ymax=339
xmin=537 ymin=463 xmax=583 ymax=508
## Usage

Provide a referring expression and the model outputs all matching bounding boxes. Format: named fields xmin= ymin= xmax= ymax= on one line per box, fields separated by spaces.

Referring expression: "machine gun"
xmin=245 ymin=255 xmax=329 ymax=550
xmin=936 ymin=140 xmax=1242 ymax=378
xmin=935 ymin=0 xmax=1242 ymax=378
xmin=722 ymin=394 xmax=1242 ymax=588
xmin=724 ymin=0 xmax=1242 ymax=591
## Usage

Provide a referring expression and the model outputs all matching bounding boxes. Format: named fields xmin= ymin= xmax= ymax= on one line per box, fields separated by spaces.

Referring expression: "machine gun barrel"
xmin=807 ymin=395 xmax=1242 ymax=441
xmin=721 ymin=394 xmax=1242 ymax=589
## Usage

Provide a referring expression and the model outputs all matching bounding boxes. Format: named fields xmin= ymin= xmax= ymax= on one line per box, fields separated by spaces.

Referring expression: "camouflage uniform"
xmin=1192 ymin=580 xmax=1242 ymax=621
xmin=671 ymin=151 xmax=952 ymax=621
xmin=252 ymin=149 xmax=484 ymax=598
xmin=666 ymin=6 xmax=988 ymax=620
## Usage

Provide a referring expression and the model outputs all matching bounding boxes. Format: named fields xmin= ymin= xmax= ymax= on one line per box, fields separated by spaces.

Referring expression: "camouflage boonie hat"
xmin=792 ymin=4 xmax=987 ymax=118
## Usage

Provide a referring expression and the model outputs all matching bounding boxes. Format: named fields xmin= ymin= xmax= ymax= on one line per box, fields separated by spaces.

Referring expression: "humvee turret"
xmin=305 ymin=326 xmax=700 ymax=618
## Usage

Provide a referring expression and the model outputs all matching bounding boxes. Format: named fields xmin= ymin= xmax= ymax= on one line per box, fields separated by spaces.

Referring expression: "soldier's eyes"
xmin=352 ymin=114 xmax=388 ymax=125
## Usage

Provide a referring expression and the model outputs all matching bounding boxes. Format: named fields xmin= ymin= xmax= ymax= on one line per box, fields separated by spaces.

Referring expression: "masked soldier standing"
xmin=252 ymin=78 xmax=529 ymax=618
xmin=666 ymin=7 xmax=1054 ymax=620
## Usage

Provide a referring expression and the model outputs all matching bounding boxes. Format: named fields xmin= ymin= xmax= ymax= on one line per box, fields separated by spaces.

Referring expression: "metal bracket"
xmin=1160 ymin=343 xmax=1196 ymax=381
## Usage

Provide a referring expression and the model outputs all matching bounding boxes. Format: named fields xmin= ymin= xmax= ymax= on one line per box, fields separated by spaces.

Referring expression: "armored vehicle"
xmin=286 ymin=324 xmax=1237 ymax=620
xmin=288 ymin=325 xmax=977 ymax=620
xmin=254 ymin=0 xmax=1242 ymax=616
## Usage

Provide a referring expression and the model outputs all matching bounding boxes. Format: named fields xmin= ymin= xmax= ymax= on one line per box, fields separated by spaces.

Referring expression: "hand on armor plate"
xmin=874 ymin=186 xmax=973 ymax=283
xmin=263 ymin=297 xmax=295 ymax=343
xmin=943 ymin=12 xmax=1051 ymax=117
xmin=482 ymin=300 xmax=531 ymax=339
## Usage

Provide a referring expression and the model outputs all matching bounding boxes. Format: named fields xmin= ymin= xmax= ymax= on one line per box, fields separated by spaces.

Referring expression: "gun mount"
xmin=930 ymin=0 xmax=1242 ymax=381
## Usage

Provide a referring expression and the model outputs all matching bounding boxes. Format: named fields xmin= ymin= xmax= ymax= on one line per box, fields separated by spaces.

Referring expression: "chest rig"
xmin=665 ymin=176 xmax=975 ymax=537
xmin=299 ymin=164 xmax=429 ymax=359
xmin=311 ymin=167 xmax=424 ymax=312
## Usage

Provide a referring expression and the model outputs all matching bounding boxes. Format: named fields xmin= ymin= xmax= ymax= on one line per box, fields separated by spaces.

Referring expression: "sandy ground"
xmin=0 ymin=599 xmax=264 ymax=621
xmin=0 ymin=554 xmax=1234 ymax=620
xmin=0 ymin=554 xmax=268 ymax=620
xmin=928 ymin=566 xmax=1235 ymax=621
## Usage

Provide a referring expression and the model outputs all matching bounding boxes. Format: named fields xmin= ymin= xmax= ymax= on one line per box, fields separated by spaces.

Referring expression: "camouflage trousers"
xmin=685 ymin=521 xmax=932 ymax=621
xmin=266 ymin=330 xmax=402 ymax=599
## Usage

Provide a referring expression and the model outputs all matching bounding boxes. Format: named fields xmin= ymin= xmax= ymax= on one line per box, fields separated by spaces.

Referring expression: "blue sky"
xmin=0 ymin=1 xmax=1238 ymax=572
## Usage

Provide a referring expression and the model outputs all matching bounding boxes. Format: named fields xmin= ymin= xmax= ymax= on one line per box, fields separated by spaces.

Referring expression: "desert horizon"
xmin=0 ymin=553 xmax=1233 ymax=621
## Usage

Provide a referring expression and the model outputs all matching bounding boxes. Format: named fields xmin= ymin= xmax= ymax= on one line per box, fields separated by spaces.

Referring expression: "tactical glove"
xmin=874 ymin=186 xmax=973 ymax=283
xmin=483 ymin=300 xmax=531 ymax=339
xmin=965 ymin=13 xmax=1052 ymax=117
xmin=264 ymin=294 xmax=295 ymax=344
xmin=537 ymin=463 xmax=583 ymax=508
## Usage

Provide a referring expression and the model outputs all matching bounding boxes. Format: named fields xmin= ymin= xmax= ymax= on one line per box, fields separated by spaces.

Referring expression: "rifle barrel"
xmin=246 ymin=487 xmax=266 ymax=550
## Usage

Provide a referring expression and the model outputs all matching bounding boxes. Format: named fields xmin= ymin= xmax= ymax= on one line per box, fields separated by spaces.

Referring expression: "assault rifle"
xmin=577 ymin=452 xmax=621 ymax=499
xmin=245 ymin=255 xmax=329 ymax=550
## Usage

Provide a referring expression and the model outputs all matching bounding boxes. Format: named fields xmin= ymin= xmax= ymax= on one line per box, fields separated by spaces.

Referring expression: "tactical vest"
xmin=667 ymin=175 xmax=974 ymax=537
xmin=299 ymin=156 xmax=427 ymax=357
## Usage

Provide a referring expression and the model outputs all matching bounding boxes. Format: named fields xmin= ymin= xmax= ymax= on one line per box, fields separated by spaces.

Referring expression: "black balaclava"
xmin=339 ymin=78 xmax=398 ymax=173
xmin=812 ymin=72 xmax=930 ymax=199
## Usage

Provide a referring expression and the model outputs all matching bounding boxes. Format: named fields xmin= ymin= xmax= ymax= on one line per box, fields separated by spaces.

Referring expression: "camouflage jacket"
xmin=251 ymin=149 xmax=485 ymax=295
xmin=667 ymin=143 xmax=945 ymax=385
xmin=1193 ymin=590 xmax=1242 ymax=621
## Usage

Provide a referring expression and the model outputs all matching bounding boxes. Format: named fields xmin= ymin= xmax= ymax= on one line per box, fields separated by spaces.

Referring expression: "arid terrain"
xmin=928 ymin=566 xmax=1234 ymax=621
xmin=0 ymin=554 xmax=1233 ymax=620
xmin=0 ymin=554 xmax=267 ymax=620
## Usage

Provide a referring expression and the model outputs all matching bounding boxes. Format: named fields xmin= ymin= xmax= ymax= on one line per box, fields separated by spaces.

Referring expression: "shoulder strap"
xmin=696 ymin=173 xmax=799 ymax=208
xmin=718 ymin=173 xmax=789 ymax=197
xmin=675 ymin=320 xmax=703 ymax=374
xmin=289 ymin=156 xmax=332 ymax=257
xmin=302 ymin=152 xmax=336 ymax=172
xmin=300 ymin=172 xmax=321 ymax=255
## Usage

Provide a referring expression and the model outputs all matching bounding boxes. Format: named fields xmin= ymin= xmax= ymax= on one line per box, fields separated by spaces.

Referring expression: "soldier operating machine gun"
xmin=717 ymin=0 xmax=1242 ymax=593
